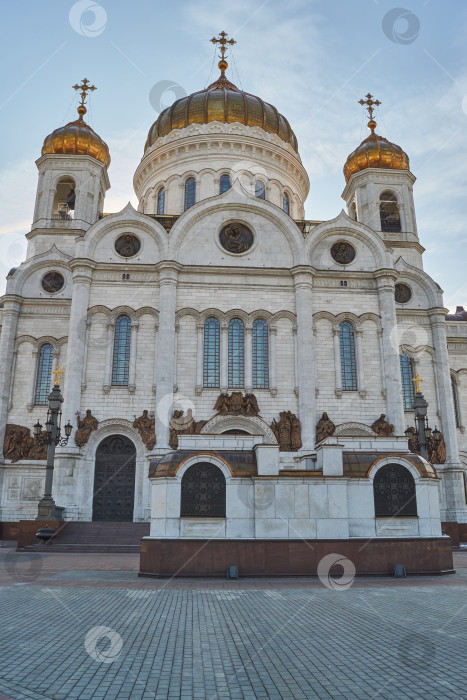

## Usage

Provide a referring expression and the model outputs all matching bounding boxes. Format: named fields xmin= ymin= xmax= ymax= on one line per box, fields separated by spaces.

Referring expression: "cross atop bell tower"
xmin=358 ymin=93 xmax=381 ymax=134
xmin=210 ymin=31 xmax=236 ymax=62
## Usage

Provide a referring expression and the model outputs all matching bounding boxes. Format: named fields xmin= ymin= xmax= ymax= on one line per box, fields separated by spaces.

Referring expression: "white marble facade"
xmin=1 ymin=79 xmax=467 ymax=538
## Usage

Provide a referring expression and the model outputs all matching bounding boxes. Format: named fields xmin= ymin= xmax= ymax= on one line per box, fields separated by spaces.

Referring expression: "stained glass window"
xmin=228 ymin=318 xmax=244 ymax=388
xmin=400 ymin=353 xmax=415 ymax=411
xmin=157 ymin=187 xmax=165 ymax=215
xmin=203 ymin=317 xmax=220 ymax=388
xmin=112 ymin=316 xmax=131 ymax=386
xmin=184 ymin=177 xmax=196 ymax=210
xmin=253 ymin=319 xmax=269 ymax=389
xmin=220 ymin=174 xmax=231 ymax=194
xmin=283 ymin=192 xmax=290 ymax=214
xmin=339 ymin=321 xmax=357 ymax=390
xmin=35 ymin=344 xmax=54 ymax=405
xmin=374 ymin=464 xmax=417 ymax=516
xmin=255 ymin=180 xmax=265 ymax=199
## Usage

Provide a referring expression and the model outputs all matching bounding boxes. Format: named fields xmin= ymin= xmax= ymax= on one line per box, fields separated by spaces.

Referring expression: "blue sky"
xmin=1 ymin=0 xmax=466 ymax=310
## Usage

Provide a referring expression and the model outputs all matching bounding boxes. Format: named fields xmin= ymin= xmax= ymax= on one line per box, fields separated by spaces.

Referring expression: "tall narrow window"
xmin=228 ymin=318 xmax=244 ymax=388
xmin=203 ymin=317 xmax=220 ymax=388
xmin=339 ymin=321 xmax=357 ymax=391
xmin=184 ymin=177 xmax=196 ymax=210
xmin=112 ymin=315 xmax=131 ymax=386
xmin=380 ymin=190 xmax=401 ymax=233
xmin=400 ymin=353 xmax=415 ymax=411
xmin=452 ymin=376 xmax=460 ymax=428
xmin=35 ymin=344 xmax=54 ymax=405
xmin=283 ymin=192 xmax=290 ymax=215
xmin=255 ymin=180 xmax=266 ymax=200
xmin=253 ymin=319 xmax=269 ymax=389
xmin=220 ymin=174 xmax=231 ymax=194
xmin=157 ymin=187 xmax=165 ymax=215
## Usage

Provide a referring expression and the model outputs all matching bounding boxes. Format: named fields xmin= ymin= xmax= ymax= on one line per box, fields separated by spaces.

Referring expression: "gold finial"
xmin=52 ymin=365 xmax=64 ymax=386
xmin=358 ymin=93 xmax=381 ymax=134
xmin=72 ymin=78 xmax=97 ymax=120
xmin=412 ymin=373 xmax=424 ymax=393
xmin=211 ymin=31 xmax=236 ymax=75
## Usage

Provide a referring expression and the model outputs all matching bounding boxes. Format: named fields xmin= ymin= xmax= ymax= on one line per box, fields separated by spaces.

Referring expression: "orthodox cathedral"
xmin=1 ymin=33 xmax=466 ymax=575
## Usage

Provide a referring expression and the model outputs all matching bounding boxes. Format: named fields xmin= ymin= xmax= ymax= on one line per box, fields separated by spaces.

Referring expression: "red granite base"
xmin=139 ymin=537 xmax=454 ymax=578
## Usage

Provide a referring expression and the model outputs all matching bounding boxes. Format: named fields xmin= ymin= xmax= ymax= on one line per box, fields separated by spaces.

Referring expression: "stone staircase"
xmin=23 ymin=521 xmax=150 ymax=553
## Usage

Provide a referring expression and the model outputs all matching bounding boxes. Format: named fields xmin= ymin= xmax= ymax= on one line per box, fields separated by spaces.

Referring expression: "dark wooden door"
xmin=92 ymin=435 xmax=136 ymax=521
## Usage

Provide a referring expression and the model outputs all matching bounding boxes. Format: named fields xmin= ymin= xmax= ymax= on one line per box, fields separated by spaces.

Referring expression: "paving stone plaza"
xmin=0 ymin=548 xmax=466 ymax=700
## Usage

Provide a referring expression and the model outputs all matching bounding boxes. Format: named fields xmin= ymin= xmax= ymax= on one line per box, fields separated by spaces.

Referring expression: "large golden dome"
xmin=344 ymin=119 xmax=409 ymax=183
xmin=42 ymin=104 xmax=110 ymax=168
xmin=145 ymin=66 xmax=298 ymax=153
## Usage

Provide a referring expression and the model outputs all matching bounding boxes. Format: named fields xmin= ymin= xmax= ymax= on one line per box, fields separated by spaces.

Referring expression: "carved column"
xmin=0 ymin=295 xmax=22 ymax=457
xmin=152 ymin=322 xmax=159 ymax=395
xmin=220 ymin=321 xmax=228 ymax=392
xmin=333 ymin=328 xmax=342 ymax=398
xmin=245 ymin=326 xmax=253 ymax=392
xmin=81 ymin=319 xmax=91 ymax=391
xmin=103 ymin=320 xmax=114 ymax=393
xmin=375 ymin=272 xmax=404 ymax=434
xmin=61 ymin=261 xmax=95 ymax=446
xmin=128 ymin=321 xmax=139 ymax=393
xmin=173 ymin=323 xmax=179 ymax=393
xmin=269 ymin=326 xmax=277 ymax=395
xmin=293 ymin=326 xmax=298 ymax=396
xmin=27 ymin=347 xmax=38 ymax=412
xmin=377 ymin=328 xmax=387 ymax=398
xmin=355 ymin=329 xmax=366 ymax=398
xmin=8 ymin=348 xmax=18 ymax=410
xmin=154 ymin=262 xmax=181 ymax=448
xmin=195 ymin=322 xmax=204 ymax=394
xmin=292 ymin=267 xmax=316 ymax=448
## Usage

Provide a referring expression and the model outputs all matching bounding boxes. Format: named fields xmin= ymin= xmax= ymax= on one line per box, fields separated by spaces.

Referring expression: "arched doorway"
xmin=92 ymin=435 xmax=136 ymax=521
xmin=181 ymin=463 xmax=226 ymax=518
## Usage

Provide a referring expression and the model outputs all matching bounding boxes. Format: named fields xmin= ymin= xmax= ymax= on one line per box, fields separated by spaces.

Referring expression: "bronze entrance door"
xmin=92 ymin=435 xmax=136 ymax=521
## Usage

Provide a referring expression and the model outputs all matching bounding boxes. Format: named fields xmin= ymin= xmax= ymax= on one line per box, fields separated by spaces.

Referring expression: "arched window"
xmin=203 ymin=317 xmax=220 ymax=388
xmin=112 ymin=315 xmax=131 ymax=386
xmin=228 ymin=318 xmax=244 ymax=388
xmin=452 ymin=376 xmax=460 ymax=428
xmin=35 ymin=344 xmax=54 ymax=405
xmin=255 ymin=180 xmax=266 ymax=200
xmin=350 ymin=201 xmax=357 ymax=221
xmin=156 ymin=187 xmax=165 ymax=215
xmin=339 ymin=321 xmax=357 ymax=390
xmin=219 ymin=174 xmax=231 ymax=194
xmin=181 ymin=463 xmax=226 ymax=517
xmin=400 ymin=353 xmax=415 ymax=411
xmin=253 ymin=319 xmax=269 ymax=389
xmin=374 ymin=464 xmax=417 ymax=516
xmin=283 ymin=192 xmax=290 ymax=215
xmin=53 ymin=176 xmax=76 ymax=220
xmin=380 ymin=190 xmax=401 ymax=233
xmin=184 ymin=177 xmax=196 ymax=210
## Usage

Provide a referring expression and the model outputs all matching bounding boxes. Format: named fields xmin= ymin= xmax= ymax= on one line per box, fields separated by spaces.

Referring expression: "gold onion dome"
xmin=41 ymin=79 xmax=110 ymax=168
xmin=145 ymin=55 xmax=298 ymax=152
xmin=344 ymin=93 xmax=409 ymax=183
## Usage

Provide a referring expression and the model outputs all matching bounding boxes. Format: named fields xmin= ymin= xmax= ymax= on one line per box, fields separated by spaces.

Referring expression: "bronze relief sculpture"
xmin=213 ymin=392 xmax=259 ymax=416
xmin=3 ymin=424 xmax=48 ymax=463
xmin=42 ymin=271 xmax=65 ymax=293
xmin=169 ymin=409 xmax=207 ymax=450
xmin=371 ymin=414 xmax=394 ymax=437
xmin=133 ymin=410 xmax=156 ymax=451
xmin=331 ymin=241 xmax=355 ymax=265
xmin=75 ymin=410 xmax=99 ymax=448
xmin=219 ymin=222 xmax=253 ymax=253
xmin=316 ymin=412 xmax=336 ymax=443
xmin=270 ymin=411 xmax=302 ymax=451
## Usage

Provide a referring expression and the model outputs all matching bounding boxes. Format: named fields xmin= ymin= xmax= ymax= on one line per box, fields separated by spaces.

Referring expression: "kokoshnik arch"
xmin=0 ymin=33 xmax=466 ymax=575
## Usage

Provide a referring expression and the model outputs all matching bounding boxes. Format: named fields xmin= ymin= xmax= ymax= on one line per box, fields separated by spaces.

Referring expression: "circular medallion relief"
xmin=395 ymin=283 xmax=412 ymax=304
xmin=41 ymin=271 xmax=64 ymax=294
xmin=115 ymin=234 xmax=141 ymax=257
xmin=219 ymin=222 xmax=254 ymax=254
xmin=331 ymin=241 xmax=356 ymax=265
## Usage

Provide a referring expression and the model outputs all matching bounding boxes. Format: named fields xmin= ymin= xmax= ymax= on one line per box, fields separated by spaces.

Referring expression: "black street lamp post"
xmin=405 ymin=374 xmax=441 ymax=462
xmin=33 ymin=367 xmax=72 ymax=521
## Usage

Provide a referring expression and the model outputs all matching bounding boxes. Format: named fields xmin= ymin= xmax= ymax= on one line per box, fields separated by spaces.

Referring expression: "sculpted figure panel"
xmin=3 ymin=424 xmax=48 ymax=463
xmin=75 ymin=410 xmax=99 ymax=448
xmin=316 ymin=412 xmax=336 ymax=443
xmin=133 ymin=410 xmax=156 ymax=450
xmin=270 ymin=411 xmax=301 ymax=452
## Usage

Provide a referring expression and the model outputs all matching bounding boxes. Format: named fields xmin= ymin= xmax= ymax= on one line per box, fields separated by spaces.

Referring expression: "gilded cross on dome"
xmin=72 ymin=78 xmax=97 ymax=108
xmin=211 ymin=31 xmax=236 ymax=62
xmin=358 ymin=93 xmax=381 ymax=133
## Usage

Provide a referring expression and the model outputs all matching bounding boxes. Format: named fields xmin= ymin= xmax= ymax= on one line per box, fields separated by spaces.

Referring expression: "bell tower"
xmin=32 ymin=79 xmax=110 ymax=236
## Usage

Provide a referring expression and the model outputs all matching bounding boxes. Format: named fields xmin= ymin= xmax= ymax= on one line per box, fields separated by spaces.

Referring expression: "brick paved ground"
xmin=0 ymin=547 xmax=466 ymax=699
